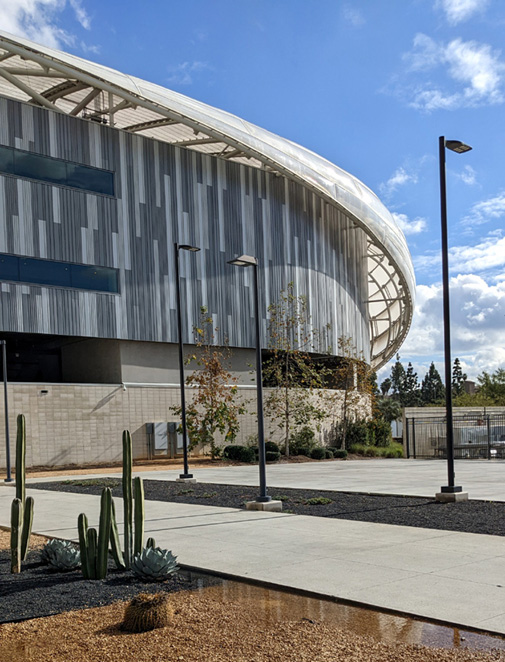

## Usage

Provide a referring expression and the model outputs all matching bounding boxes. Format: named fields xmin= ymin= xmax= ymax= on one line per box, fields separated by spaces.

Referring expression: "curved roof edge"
xmin=0 ymin=30 xmax=415 ymax=368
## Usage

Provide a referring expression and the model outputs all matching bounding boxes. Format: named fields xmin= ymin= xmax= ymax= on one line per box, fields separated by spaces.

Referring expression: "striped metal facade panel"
xmin=0 ymin=96 xmax=370 ymax=360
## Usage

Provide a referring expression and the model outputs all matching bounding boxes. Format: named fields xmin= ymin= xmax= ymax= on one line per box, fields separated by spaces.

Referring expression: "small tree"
xmin=171 ymin=308 xmax=247 ymax=459
xmin=421 ymin=362 xmax=445 ymax=404
xmin=380 ymin=378 xmax=392 ymax=397
xmin=263 ymin=284 xmax=328 ymax=457
xmin=390 ymin=354 xmax=406 ymax=403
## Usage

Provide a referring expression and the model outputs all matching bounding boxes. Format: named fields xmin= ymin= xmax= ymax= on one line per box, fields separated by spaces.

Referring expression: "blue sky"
xmin=1 ymin=0 xmax=505 ymax=384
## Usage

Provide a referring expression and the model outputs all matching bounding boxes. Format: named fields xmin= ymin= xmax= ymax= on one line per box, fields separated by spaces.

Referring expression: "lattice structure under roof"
xmin=0 ymin=30 xmax=415 ymax=368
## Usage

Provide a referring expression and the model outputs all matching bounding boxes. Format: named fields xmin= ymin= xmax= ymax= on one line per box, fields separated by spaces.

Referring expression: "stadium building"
xmin=0 ymin=31 xmax=414 ymax=468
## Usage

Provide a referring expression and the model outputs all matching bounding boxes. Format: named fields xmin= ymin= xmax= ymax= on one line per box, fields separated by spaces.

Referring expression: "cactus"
xmin=10 ymin=498 xmax=23 ymax=573
xmin=43 ymin=540 xmax=81 ymax=572
xmin=15 ymin=414 xmax=26 ymax=505
xmin=132 ymin=546 xmax=179 ymax=582
xmin=123 ymin=430 xmax=133 ymax=568
xmin=97 ymin=488 xmax=112 ymax=579
xmin=110 ymin=499 xmax=126 ymax=570
xmin=146 ymin=537 xmax=156 ymax=549
xmin=20 ymin=496 xmax=34 ymax=560
xmin=86 ymin=527 xmax=98 ymax=579
xmin=78 ymin=513 xmax=90 ymax=579
xmin=134 ymin=476 xmax=145 ymax=557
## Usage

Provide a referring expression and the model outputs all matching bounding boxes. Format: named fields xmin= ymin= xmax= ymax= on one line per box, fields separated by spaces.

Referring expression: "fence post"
xmin=412 ymin=417 xmax=416 ymax=459
xmin=487 ymin=415 xmax=491 ymax=460
xmin=406 ymin=417 xmax=410 ymax=458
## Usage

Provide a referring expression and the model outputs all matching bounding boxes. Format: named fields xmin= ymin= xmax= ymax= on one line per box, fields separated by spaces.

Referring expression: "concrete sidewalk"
xmin=2 ymin=483 xmax=505 ymax=636
xmin=26 ymin=458 xmax=505 ymax=501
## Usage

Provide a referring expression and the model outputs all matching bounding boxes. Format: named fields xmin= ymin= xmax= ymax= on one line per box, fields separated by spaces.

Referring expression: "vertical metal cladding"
xmin=0 ymin=97 xmax=370 ymax=360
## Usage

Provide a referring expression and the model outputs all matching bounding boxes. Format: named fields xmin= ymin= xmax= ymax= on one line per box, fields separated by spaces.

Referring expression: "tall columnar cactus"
xmin=97 ymin=488 xmax=112 ymax=579
xmin=15 ymin=414 xmax=26 ymax=505
xmin=78 ymin=513 xmax=90 ymax=579
xmin=110 ymin=499 xmax=126 ymax=570
xmin=20 ymin=496 xmax=34 ymax=560
xmin=11 ymin=414 xmax=34 ymax=569
xmin=133 ymin=476 xmax=145 ymax=557
xmin=10 ymin=498 xmax=22 ymax=573
xmin=122 ymin=430 xmax=133 ymax=568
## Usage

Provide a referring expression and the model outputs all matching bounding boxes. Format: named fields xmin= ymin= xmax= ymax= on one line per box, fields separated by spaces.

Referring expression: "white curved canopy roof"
xmin=0 ymin=30 xmax=415 ymax=368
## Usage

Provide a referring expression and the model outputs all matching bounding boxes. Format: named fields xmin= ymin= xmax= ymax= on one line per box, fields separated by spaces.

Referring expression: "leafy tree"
xmin=263 ymin=284 xmax=328 ymax=457
xmin=171 ymin=307 xmax=247 ymax=459
xmin=476 ymin=369 xmax=505 ymax=404
xmin=402 ymin=363 xmax=421 ymax=407
xmin=421 ymin=362 xmax=445 ymax=405
xmin=452 ymin=358 xmax=467 ymax=397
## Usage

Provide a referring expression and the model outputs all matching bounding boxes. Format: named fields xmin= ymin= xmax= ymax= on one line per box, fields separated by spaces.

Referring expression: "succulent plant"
xmin=122 ymin=593 xmax=173 ymax=632
xmin=132 ymin=547 xmax=179 ymax=582
xmin=42 ymin=539 xmax=81 ymax=571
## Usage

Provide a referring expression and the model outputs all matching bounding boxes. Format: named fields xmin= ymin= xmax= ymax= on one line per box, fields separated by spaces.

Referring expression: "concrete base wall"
xmin=0 ymin=383 xmax=369 ymax=470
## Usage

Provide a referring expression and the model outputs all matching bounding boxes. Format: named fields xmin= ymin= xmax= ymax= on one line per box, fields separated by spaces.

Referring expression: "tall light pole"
xmin=228 ymin=254 xmax=271 ymax=504
xmin=174 ymin=242 xmax=200 ymax=481
xmin=437 ymin=137 xmax=471 ymax=502
xmin=1 ymin=340 xmax=12 ymax=482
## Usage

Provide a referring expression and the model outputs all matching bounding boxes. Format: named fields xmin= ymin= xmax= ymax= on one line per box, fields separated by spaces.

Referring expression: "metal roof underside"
xmin=0 ymin=31 xmax=415 ymax=369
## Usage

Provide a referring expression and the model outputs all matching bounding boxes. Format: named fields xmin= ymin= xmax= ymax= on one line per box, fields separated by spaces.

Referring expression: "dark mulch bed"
xmin=0 ymin=541 xmax=220 ymax=624
xmin=30 ymin=478 xmax=505 ymax=537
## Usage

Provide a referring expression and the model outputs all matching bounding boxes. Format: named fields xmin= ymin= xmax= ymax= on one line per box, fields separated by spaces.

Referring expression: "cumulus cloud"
xmin=401 ymin=274 xmax=505 ymax=379
xmin=463 ymin=193 xmax=505 ymax=227
xmin=342 ymin=5 xmax=365 ymax=27
xmin=379 ymin=166 xmax=418 ymax=198
xmin=436 ymin=0 xmax=489 ymax=25
xmin=401 ymin=34 xmax=505 ymax=111
xmin=0 ymin=0 xmax=92 ymax=49
xmin=455 ymin=165 xmax=477 ymax=186
xmin=415 ymin=232 xmax=505 ymax=275
xmin=392 ymin=212 xmax=427 ymax=236
xmin=166 ymin=61 xmax=213 ymax=86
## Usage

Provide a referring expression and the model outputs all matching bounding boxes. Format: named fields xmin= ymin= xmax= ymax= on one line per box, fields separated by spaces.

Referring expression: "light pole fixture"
xmin=174 ymin=242 xmax=200 ymax=481
xmin=436 ymin=136 xmax=471 ymax=502
xmin=228 ymin=254 xmax=272 ymax=505
xmin=1 ymin=340 xmax=11 ymax=482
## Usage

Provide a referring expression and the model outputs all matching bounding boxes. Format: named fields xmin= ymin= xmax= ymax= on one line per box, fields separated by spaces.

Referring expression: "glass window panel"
xmin=0 ymin=145 xmax=15 ymax=175
xmin=66 ymin=163 xmax=114 ymax=196
xmin=19 ymin=258 xmax=71 ymax=287
xmin=0 ymin=254 xmax=19 ymax=281
xmin=71 ymin=264 xmax=118 ymax=292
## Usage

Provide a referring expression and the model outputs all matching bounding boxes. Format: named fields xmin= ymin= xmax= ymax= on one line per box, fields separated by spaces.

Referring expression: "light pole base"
xmin=245 ymin=499 xmax=283 ymax=512
xmin=3 ymin=477 xmax=13 ymax=483
xmin=177 ymin=475 xmax=197 ymax=483
xmin=436 ymin=488 xmax=468 ymax=502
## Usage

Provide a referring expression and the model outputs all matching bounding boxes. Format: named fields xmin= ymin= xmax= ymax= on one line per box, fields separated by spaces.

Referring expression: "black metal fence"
xmin=405 ymin=414 xmax=505 ymax=459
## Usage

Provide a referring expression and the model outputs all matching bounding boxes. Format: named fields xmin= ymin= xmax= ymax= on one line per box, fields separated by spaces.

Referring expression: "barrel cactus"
xmin=42 ymin=539 xmax=81 ymax=571
xmin=132 ymin=547 xmax=179 ymax=582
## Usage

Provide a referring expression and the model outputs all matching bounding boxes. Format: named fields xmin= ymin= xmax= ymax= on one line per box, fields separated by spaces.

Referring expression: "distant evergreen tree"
xmin=452 ymin=358 xmax=467 ymax=397
xmin=421 ymin=362 xmax=445 ymax=404
xmin=390 ymin=354 xmax=406 ymax=403
xmin=403 ymin=362 xmax=421 ymax=407
xmin=380 ymin=378 xmax=392 ymax=397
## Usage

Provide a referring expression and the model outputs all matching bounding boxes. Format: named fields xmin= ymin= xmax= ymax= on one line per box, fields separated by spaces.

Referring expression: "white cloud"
xmin=342 ymin=6 xmax=365 ymax=27
xmin=463 ymin=193 xmax=505 ymax=226
xmin=401 ymin=274 xmax=505 ymax=379
xmin=166 ymin=61 xmax=213 ymax=86
xmin=436 ymin=0 xmax=489 ymax=25
xmin=415 ymin=232 xmax=505 ymax=274
xmin=455 ymin=164 xmax=477 ymax=186
xmin=402 ymin=34 xmax=505 ymax=111
xmin=0 ymin=0 xmax=92 ymax=49
xmin=392 ymin=212 xmax=427 ymax=236
xmin=380 ymin=166 xmax=418 ymax=197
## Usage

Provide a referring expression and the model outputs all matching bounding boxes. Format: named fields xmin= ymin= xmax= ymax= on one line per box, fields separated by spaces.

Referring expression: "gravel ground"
xmin=29 ymin=478 xmax=505 ymax=536
xmin=0 ymin=530 xmax=219 ymax=624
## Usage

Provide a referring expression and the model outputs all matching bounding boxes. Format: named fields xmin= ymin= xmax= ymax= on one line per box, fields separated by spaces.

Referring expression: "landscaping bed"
xmin=29 ymin=479 xmax=505 ymax=536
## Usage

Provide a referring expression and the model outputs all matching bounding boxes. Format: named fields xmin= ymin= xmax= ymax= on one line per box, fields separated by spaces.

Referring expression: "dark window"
xmin=0 ymin=254 xmax=118 ymax=294
xmin=0 ymin=145 xmax=114 ymax=196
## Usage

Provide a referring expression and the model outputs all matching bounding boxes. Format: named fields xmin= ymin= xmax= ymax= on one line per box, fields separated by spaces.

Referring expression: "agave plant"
xmin=42 ymin=539 xmax=81 ymax=571
xmin=132 ymin=546 xmax=179 ymax=582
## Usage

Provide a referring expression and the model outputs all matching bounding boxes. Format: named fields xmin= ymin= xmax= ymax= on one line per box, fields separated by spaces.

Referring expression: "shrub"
xmin=345 ymin=421 xmax=369 ymax=448
xmin=264 ymin=441 xmax=280 ymax=453
xmin=383 ymin=442 xmax=404 ymax=458
xmin=290 ymin=426 xmax=317 ymax=455
xmin=325 ymin=449 xmax=334 ymax=459
xmin=305 ymin=497 xmax=332 ymax=505
xmin=266 ymin=451 xmax=281 ymax=462
xmin=348 ymin=443 xmax=367 ymax=455
xmin=223 ymin=445 xmax=256 ymax=463
xmin=367 ymin=418 xmax=392 ymax=447
xmin=333 ymin=449 xmax=348 ymax=459
xmin=310 ymin=447 xmax=326 ymax=460
xmin=364 ymin=446 xmax=379 ymax=457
